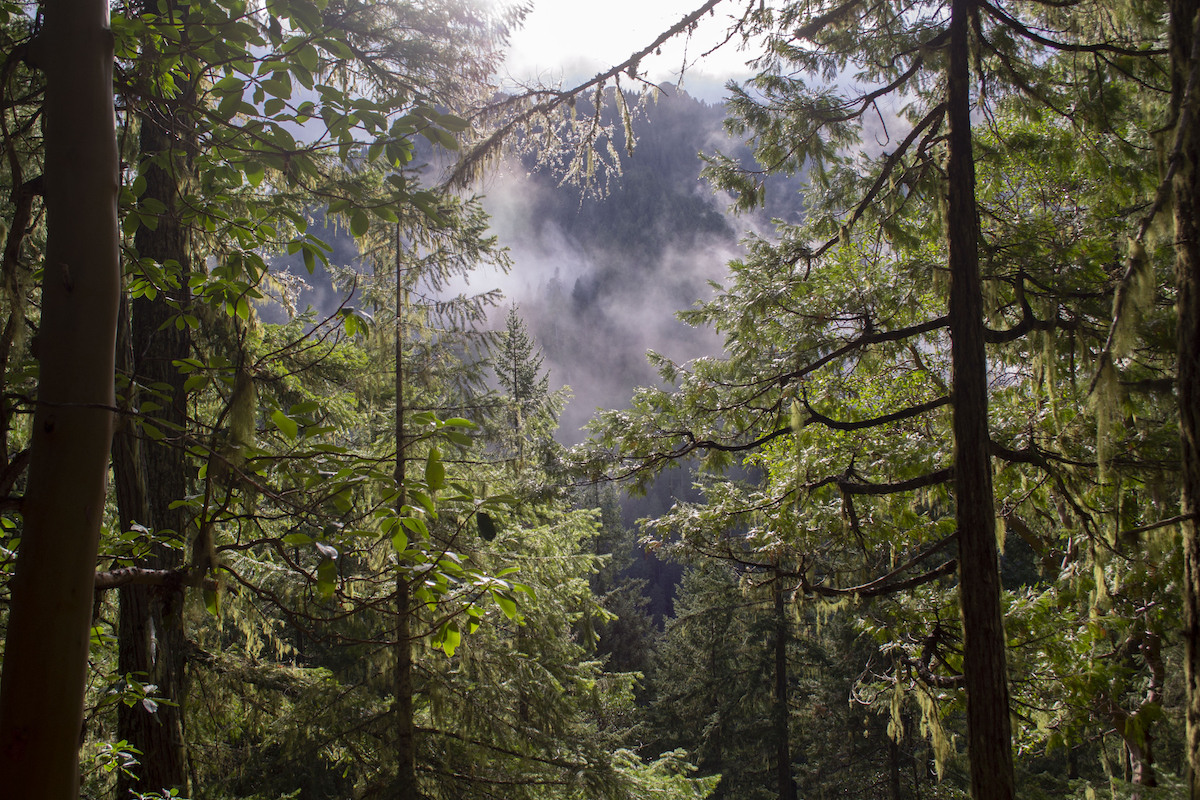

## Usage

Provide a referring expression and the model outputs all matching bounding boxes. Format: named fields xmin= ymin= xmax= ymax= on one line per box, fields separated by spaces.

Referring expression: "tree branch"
xmin=448 ymin=0 xmax=730 ymax=187
xmin=800 ymin=392 xmax=951 ymax=431
xmin=798 ymin=557 xmax=958 ymax=599
xmin=831 ymin=467 xmax=953 ymax=496
xmin=980 ymin=1 xmax=1166 ymax=56
xmin=93 ymin=566 xmax=216 ymax=592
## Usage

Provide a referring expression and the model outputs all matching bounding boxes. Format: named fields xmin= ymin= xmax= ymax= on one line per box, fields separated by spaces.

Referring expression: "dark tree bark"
xmin=1171 ymin=3 xmax=1200 ymax=797
xmin=772 ymin=570 xmax=797 ymax=800
xmin=945 ymin=1 xmax=1015 ymax=798
xmin=111 ymin=78 xmax=194 ymax=796
xmin=889 ymin=733 xmax=902 ymax=800
xmin=0 ymin=0 xmax=120 ymax=795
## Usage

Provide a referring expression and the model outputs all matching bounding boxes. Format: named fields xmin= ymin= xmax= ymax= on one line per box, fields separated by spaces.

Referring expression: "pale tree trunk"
xmin=945 ymin=1 xmax=1015 ymax=798
xmin=394 ymin=225 xmax=419 ymax=800
xmin=1171 ymin=2 xmax=1200 ymax=797
xmin=0 ymin=0 xmax=120 ymax=795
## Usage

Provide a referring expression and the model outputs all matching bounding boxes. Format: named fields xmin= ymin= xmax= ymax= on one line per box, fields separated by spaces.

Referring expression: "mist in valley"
xmin=477 ymin=84 xmax=802 ymax=442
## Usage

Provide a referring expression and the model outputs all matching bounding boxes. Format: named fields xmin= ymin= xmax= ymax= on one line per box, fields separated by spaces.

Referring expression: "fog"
xmin=264 ymin=85 xmax=805 ymax=448
xmin=470 ymin=86 xmax=803 ymax=442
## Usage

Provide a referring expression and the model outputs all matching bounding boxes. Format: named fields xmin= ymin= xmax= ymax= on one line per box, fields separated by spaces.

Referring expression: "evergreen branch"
xmin=1092 ymin=9 xmax=1200 ymax=392
xmin=979 ymin=1 xmax=1166 ymax=56
xmin=425 ymin=770 xmax=569 ymax=788
xmin=977 ymin=34 xmax=1074 ymax=125
xmin=793 ymin=0 xmax=864 ymax=41
xmin=829 ymin=467 xmax=953 ymax=496
xmin=799 ymin=392 xmax=951 ymax=431
xmin=989 ymin=440 xmax=1051 ymax=470
xmin=982 ymin=294 xmax=1077 ymax=343
xmin=810 ymin=102 xmax=947 ymax=259
xmin=798 ymin=556 xmax=958 ymax=599
xmin=447 ymin=0 xmax=729 ymax=187
xmin=1117 ymin=513 xmax=1198 ymax=539
xmin=902 ymin=653 xmax=966 ymax=689
xmin=419 ymin=726 xmax=588 ymax=772
xmin=184 ymin=641 xmax=313 ymax=693
xmin=781 ymin=314 xmax=950 ymax=384
xmin=665 ymin=425 xmax=794 ymax=456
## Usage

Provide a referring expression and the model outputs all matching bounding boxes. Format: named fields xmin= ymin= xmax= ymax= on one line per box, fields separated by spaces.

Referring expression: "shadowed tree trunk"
xmin=0 ymin=0 xmax=120 ymax=795
xmin=945 ymin=1 xmax=1015 ymax=798
xmin=1171 ymin=2 xmax=1200 ymax=797
xmin=111 ymin=64 xmax=194 ymax=796
xmin=773 ymin=569 xmax=797 ymax=800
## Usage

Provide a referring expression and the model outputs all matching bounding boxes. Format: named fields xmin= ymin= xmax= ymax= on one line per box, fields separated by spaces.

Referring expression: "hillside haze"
xmin=481 ymin=84 xmax=803 ymax=440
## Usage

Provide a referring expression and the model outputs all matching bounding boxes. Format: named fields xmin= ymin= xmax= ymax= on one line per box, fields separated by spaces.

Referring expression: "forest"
xmin=0 ymin=0 xmax=1197 ymax=799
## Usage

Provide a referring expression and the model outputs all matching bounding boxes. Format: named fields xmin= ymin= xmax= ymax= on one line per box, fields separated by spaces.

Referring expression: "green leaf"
xmin=349 ymin=209 xmax=370 ymax=238
xmin=409 ymin=489 xmax=436 ymax=517
xmin=391 ymin=530 xmax=408 ymax=553
xmin=401 ymin=516 xmax=429 ymax=538
xmin=316 ymin=557 xmax=337 ymax=600
xmin=425 ymin=448 xmax=445 ymax=491
xmin=244 ymin=160 xmax=266 ymax=188
xmin=214 ymin=75 xmax=246 ymax=94
xmin=371 ymin=205 xmax=399 ymax=223
xmin=445 ymin=430 xmax=472 ymax=447
xmin=182 ymin=374 xmax=209 ymax=393
xmin=298 ymin=44 xmax=319 ymax=71
xmin=477 ymin=512 xmax=497 ymax=541
xmin=438 ymin=621 xmax=461 ymax=656
xmin=491 ymin=590 xmax=518 ymax=620
xmin=90 ymin=625 xmax=111 ymax=647
xmin=271 ymin=408 xmax=298 ymax=440
xmin=282 ymin=533 xmax=313 ymax=545
xmin=437 ymin=113 xmax=470 ymax=132
xmin=173 ymin=357 xmax=205 ymax=373
xmin=203 ymin=587 xmax=221 ymax=616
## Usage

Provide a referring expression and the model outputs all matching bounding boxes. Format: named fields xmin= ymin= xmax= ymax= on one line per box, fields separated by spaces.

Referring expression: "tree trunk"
xmin=889 ymin=730 xmax=902 ymax=800
xmin=112 ymin=81 xmax=194 ymax=797
xmin=945 ymin=1 xmax=1015 ymax=799
xmin=773 ymin=570 xmax=797 ymax=800
xmin=0 ymin=0 xmax=120 ymax=795
xmin=1171 ymin=2 xmax=1200 ymax=797
xmin=395 ymin=575 xmax=417 ymax=800
xmin=394 ymin=225 xmax=419 ymax=800
xmin=1127 ymin=737 xmax=1157 ymax=800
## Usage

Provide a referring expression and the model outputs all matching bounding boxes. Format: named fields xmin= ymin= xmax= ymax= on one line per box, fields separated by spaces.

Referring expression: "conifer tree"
xmin=578 ymin=3 xmax=1169 ymax=799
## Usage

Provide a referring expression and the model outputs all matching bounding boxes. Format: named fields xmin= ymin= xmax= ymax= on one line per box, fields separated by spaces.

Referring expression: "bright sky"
xmin=499 ymin=0 xmax=759 ymax=103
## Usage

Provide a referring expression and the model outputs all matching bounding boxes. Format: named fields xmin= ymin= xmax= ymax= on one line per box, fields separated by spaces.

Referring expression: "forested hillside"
xmin=0 ymin=1 xmax=1198 ymax=800
xmin=485 ymin=84 xmax=787 ymax=439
